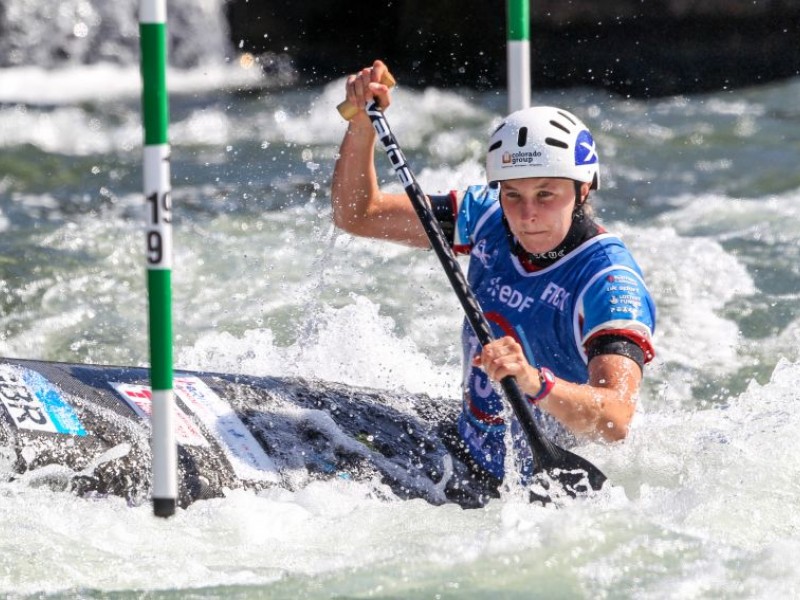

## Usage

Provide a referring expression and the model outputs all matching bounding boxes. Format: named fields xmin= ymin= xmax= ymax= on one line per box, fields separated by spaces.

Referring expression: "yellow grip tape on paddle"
xmin=336 ymin=71 xmax=396 ymax=121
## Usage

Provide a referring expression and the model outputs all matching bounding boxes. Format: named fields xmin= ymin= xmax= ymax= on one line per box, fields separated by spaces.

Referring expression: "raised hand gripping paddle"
xmin=336 ymin=71 xmax=397 ymax=120
xmin=345 ymin=95 xmax=607 ymax=501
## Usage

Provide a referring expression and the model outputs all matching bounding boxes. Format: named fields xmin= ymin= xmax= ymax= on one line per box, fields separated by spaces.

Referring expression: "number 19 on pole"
xmin=144 ymin=146 xmax=173 ymax=269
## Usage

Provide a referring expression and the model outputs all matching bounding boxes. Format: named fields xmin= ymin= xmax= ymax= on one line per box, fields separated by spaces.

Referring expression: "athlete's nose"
xmin=518 ymin=198 xmax=538 ymax=220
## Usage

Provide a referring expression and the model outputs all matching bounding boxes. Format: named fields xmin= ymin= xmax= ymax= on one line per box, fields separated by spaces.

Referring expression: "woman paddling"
xmin=330 ymin=60 xmax=656 ymax=490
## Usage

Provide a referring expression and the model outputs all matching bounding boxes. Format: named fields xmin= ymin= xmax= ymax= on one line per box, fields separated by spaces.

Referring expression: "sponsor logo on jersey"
xmin=487 ymin=277 xmax=536 ymax=312
xmin=471 ymin=239 xmax=493 ymax=267
xmin=540 ymin=281 xmax=571 ymax=311
xmin=604 ymin=273 xmax=643 ymax=317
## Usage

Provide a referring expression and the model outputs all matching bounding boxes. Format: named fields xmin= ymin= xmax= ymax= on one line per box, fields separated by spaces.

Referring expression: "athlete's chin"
xmin=516 ymin=235 xmax=553 ymax=255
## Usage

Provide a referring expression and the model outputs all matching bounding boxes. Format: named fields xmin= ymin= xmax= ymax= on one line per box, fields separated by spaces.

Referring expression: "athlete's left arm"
xmin=475 ymin=337 xmax=642 ymax=442
xmin=538 ymin=353 xmax=641 ymax=442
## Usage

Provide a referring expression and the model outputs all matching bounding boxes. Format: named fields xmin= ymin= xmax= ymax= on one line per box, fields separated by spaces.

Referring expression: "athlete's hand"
xmin=473 ymin=336 xmax=542 ymax=396
xmin=345 ymin=59 xmax=393 ymax=121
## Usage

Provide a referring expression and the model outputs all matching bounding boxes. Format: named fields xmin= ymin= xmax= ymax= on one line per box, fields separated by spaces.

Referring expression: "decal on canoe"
xmin=0 ymin=364 xmax=87 ymax=436
xmin=174 ymin=375 xmax=278 ymax=482
xmin=111 ymin=381 xmax=210 ymax=447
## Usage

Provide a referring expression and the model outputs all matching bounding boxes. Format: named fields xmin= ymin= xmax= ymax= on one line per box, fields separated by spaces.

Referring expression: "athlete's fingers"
xmin=500 ymin=336 xmax=521 ymax=353
xmin=345 ymin=74 xmax=359 ymax=111
xmin=475 ymin=337 xmax=527 ymax=379
xmin=344 ymin=67 xmax=380 ymax=119
xmin=481 ymin=338 xmax=541 ymax=392
xmin=353 ymin=68 xmax=371 ymax=103
xmin=490 ymin=356 xmax=524 ymax=380
xmin=370 ymin=59 xmax=387 ymax=83
xmin=487 ymin=337 xmax=521 ymax=361
xmin=367 ymin=82 xmax=392 ymax=110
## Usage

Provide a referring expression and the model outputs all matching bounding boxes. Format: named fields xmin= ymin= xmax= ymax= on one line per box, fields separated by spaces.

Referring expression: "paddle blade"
xmin=529 ymin=447 xmax=608 ymax=505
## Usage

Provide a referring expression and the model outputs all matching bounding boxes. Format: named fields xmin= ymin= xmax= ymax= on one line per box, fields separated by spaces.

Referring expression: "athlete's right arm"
xmin=330 ymin=60 xmax=430 ymax=248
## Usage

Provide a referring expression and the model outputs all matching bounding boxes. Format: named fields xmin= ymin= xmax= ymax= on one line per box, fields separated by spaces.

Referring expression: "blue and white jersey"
xmin=450 ymin=184 xmax=656 ymax=480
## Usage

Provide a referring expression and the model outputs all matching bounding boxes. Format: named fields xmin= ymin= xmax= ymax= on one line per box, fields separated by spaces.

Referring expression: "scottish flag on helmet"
xmin=575 ymin=129 xmax=598 ymax=166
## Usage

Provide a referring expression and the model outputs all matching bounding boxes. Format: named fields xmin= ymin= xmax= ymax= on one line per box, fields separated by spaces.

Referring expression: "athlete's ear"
xmin=577 ymin=181 xmax=591 ymax=205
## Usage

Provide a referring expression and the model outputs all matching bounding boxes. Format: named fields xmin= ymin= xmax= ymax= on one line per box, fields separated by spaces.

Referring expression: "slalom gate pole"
xmin=139 ymin=0 xmax=177 ymax=518
xmin=507 ymin=0 xmax=531 ymax=112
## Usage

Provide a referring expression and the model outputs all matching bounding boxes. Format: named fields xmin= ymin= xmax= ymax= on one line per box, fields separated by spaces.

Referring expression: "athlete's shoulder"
xmin=457 ymin=183 xmax=500 ymax=210
xmin=578 ymin=233 xmax=645 ymax=275
xmin=453 ymin=184 xmax=503 ymax=250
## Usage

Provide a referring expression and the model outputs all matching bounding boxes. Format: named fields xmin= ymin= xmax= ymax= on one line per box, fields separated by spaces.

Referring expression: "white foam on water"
xmin=628 ymin=223 xmax=753 ymax=368
xmin=0 ymin=63 xmax=266 ymax=155
xmin=652 ymin=189 xmax=800 ymax=240
xmin=273 ymin=77 xmax=492 ymax=148
xmin=0 ymin=63 xmax=264 ymax=106
xmin=178 ymin=294 xmax=460 ymax=399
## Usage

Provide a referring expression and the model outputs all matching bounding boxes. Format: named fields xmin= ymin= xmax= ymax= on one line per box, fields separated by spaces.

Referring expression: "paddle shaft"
xmin=364 ymin=101 xmax=575 ymax=471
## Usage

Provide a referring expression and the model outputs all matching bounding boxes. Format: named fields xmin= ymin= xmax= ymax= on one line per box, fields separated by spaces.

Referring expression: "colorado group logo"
xmin=501 ymin=149 xmax=543 ymax=166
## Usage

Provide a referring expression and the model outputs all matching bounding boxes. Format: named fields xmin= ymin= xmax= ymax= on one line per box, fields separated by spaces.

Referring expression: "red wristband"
xmin=527 ymin=367 xmax=555 ymax=404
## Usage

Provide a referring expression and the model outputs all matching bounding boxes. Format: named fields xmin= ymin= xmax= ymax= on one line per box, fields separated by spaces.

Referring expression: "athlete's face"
xmin=500 ymin=177 xmax=589 ymax=255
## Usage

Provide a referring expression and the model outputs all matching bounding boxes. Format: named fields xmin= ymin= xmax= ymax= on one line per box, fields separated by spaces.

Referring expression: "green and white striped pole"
xmin=507 ymin=0 xmax=531 ymax=113
xmin=139 ymin=0 xmax=177 ymax=518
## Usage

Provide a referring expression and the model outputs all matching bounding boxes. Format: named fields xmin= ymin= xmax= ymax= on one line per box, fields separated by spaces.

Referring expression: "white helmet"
xmin=485 ymin=106 xmax=600 ymax=189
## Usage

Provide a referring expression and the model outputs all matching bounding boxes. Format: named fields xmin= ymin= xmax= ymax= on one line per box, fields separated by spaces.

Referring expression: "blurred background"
xmin=212 ymin=0 xmax=798 ymax=96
